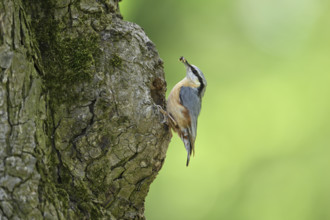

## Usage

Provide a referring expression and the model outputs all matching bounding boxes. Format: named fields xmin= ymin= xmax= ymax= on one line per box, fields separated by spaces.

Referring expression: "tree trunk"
xmin=0 ymin=0 xmax=170 ymax=219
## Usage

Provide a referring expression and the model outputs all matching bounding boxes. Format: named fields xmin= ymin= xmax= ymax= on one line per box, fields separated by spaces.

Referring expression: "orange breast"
xmin=166 ymin=78 xmax=197 ymax=132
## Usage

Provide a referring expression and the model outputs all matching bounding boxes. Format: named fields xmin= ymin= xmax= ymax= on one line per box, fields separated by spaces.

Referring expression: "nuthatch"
xmin=160 ymin=57 xmax=207 ymax=166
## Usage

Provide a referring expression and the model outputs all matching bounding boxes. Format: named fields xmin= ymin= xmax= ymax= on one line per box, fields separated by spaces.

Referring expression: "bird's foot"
xmin=156 ymin=105 xmax=178 ymax=126
xmin=156 ymin=105 xmax=168 ymax=124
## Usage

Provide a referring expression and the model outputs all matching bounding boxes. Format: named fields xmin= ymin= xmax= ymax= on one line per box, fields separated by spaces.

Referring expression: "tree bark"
xmin=0 ymin=0 xmax=170 ymax=219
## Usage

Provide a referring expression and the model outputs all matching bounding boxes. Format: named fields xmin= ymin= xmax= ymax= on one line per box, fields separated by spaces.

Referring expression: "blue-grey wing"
xmin=179 ymin=86 xmax=201 ymax=141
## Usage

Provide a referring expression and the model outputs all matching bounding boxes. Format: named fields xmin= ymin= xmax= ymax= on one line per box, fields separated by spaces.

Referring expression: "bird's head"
xmin=180 ymin=56 xmax=207 ymax=95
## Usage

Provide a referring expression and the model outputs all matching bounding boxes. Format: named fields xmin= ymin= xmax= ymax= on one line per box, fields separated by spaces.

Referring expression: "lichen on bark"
xmin=0 ymin=0 xmax=170 ymax=219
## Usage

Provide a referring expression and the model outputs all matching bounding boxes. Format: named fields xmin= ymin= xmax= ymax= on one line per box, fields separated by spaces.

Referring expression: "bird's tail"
xmin=181 ymin=130 xmax=193 ymax=167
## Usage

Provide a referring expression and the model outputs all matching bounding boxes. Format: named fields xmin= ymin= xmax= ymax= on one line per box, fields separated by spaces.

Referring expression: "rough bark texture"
xmin=0 ymin=0 xmax=170 ymax=219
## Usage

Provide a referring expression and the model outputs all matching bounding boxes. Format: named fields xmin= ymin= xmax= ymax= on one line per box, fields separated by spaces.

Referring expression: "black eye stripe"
xmin=189 ymin=66 xmax=204 ymax=96
xmin=190 ymin=66 xmax=198 ymax=74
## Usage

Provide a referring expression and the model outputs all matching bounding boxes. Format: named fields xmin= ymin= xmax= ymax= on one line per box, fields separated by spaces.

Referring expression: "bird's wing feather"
xmin=179 ymin=86 xmax=201 ymax=147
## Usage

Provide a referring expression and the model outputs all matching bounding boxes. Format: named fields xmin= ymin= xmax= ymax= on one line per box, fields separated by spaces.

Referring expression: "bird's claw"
xmin=156 ymin=105 xmax=168 ymax=124
xmin=156 ymin=105 xmax=166 ymax=115
xmin=156 ymin=105 xmax=178 ymax=127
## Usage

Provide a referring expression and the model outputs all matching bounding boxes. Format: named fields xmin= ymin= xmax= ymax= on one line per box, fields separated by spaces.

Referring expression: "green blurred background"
xmin=120 ymin=0 xmax=330 ymax=219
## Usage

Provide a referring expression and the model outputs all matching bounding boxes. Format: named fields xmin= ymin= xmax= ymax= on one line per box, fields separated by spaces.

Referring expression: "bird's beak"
xmin=179 ymin=56 xmax=189 ymax=66
xmin=179 ymin=56 xmax=186 ymax=63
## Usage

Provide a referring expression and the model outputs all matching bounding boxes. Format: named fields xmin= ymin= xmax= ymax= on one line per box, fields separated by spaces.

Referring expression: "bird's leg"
xmin=156 ymin=105 xmax=178 ymax=127
xmin=156 ymin=105 xmax=170 ymax=124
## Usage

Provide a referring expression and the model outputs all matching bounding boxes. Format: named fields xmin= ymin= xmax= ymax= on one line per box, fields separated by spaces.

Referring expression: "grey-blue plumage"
xmin=180 ymin=86 xmax=201 ymax=141
xmin=179 ymin=86 xmax=202 ymax=165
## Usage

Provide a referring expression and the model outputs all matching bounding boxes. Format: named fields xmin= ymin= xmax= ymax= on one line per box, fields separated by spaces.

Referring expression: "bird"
xmin=161 ymin=56 xmax=207 ymax=166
